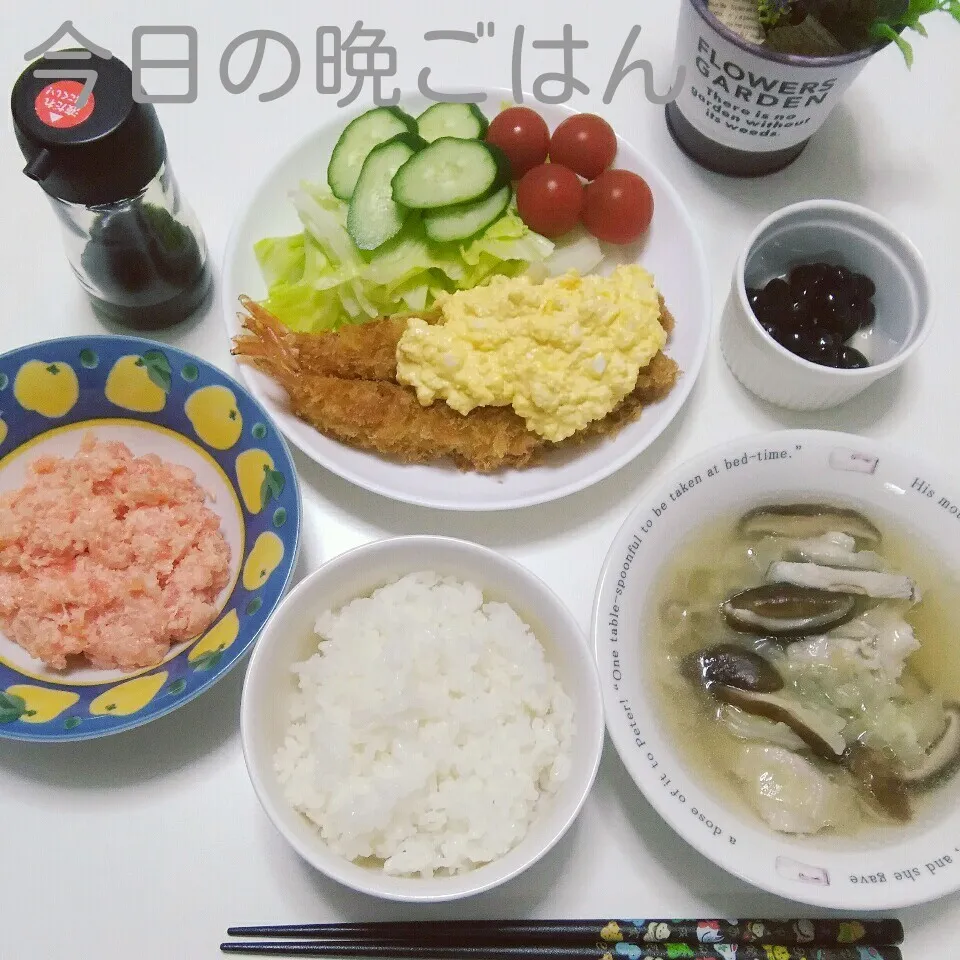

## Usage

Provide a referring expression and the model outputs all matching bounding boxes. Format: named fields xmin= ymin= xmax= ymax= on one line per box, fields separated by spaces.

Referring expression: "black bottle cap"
xmin=11 ymin=50 xmax=167 ymax=206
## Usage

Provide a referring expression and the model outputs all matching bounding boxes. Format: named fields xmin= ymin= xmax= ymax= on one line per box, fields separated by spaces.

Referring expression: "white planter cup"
xmin=665 ymin=0 xmax=889 ymax=176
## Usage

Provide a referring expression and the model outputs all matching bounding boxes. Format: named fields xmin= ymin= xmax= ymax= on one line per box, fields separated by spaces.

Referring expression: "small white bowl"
xmin=594 ymin=429 xmax=960 ymax=909
xmin=241 ymin=535 xmax=604 ymax=902
xmin=721 ymin=200 xmax=932 ymax=410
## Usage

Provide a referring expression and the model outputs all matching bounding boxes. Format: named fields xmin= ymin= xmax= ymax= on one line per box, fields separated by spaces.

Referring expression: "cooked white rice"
xmin=274 ymin=570 xmax=575 ymax=878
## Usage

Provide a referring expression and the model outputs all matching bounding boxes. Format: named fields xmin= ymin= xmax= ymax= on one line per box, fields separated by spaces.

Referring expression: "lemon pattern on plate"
xmin=0 ymin=416 xmax=7 ymax=448
xmin=3 ymin=685 xmax=79 ymax=724
xmin=189 ymin=609 xmax=240 ymax=670
xmin=14 ymin=360 xmax=79 ymax=418
xmin=235 ymin=449 xmax=286 ymax=515
xmin=186 ymin=384 xmax=243 ymax=450
xmin=236 ymin=449 xmax=271 ymax=513
xmin=89 ymin=672 xmax=168 ymax=717
xmin=105 ymin=352 xmax=171 ymax=412
xmin=242 ymin=531 xmax=285 ymax=591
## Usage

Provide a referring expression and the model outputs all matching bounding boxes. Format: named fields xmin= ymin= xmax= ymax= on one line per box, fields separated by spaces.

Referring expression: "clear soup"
xmin=647 ymin=508 xmax=960 ymax=839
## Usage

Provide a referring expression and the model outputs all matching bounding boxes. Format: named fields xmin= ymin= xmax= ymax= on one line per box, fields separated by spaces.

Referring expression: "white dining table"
xmin=1 ymin=1 xmax=957 ymax=957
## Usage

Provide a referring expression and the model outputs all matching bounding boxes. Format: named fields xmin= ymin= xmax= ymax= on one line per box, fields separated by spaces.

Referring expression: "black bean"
xmin=810 ymin=261 xmax=835 ymax=281
xmin=789 ymin=264 xmax=822 ymax=301
xmin=765 ymin=277 xmax=792 ymax=314
xmin=824 ymin=264 xmax=852 ymax=296
xmin=779 ymin=329 xmax=813 ymax=356
xmin=750 ymin=291 xmax=775 ymax=325
xmin=851 ymin=273 xmax=876 ymax=301
xmin=806 ymin=290 xmax=852 ymax=337
xmin=837 ymin=346 xmax=870 ymax=369
xmin=788 ymin=297 xmax=810 ymax=324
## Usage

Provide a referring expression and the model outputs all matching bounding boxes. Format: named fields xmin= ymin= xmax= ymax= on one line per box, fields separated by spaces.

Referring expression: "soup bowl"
xmin=593 ymin=429 xmax=960 ymax=909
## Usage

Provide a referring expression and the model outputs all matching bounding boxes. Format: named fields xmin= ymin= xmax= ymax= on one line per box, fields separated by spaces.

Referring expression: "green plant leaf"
xmin=167 ymin=678 xmax=188 ymax=696
xmin=251 ymin=422 xmax=267 ymax=440
xmin=181 ymin=363 xmax=199 ymax=382
xmin=79 ymin=349 xmax=98 ymax=369
xmin=272 ymin=507 xmax=287 ymax=529
xmin=904 ymin=0 xmax=941 ymax=20
xmin=46 ymin=363 xmax=61 ymax=376
xmin=141 ymin=350 xmax=173 ymax=393
xmin=871 ymin=20 xmax=915 ymax=63
xmin=246 ymin=597 xmax=263 ymax=616
xmin=64 ymin=716 xmax=82 ymax=730
xmin=758 ymin=0 xmax=790 ymax=27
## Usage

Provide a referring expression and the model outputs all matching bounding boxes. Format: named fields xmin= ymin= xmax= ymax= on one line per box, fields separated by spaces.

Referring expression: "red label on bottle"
xmin=34 ymin=80 xmax=96 ymax=129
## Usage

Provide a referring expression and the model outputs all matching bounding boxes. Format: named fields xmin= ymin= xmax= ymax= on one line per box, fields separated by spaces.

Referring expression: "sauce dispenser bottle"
xmin=11 ymin=49 xmax=212 ymax=330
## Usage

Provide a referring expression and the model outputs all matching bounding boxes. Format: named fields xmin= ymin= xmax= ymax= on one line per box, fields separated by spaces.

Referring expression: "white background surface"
xmin=0 ymin=1 xmax=956 ymax=956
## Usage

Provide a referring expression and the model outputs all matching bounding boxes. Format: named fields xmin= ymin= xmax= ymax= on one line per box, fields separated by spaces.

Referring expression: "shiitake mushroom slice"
xmin=681 ymin=643 xmax=784 ymax=694
xmin=844 ymin=742 xmax=911 ymax=823
xmin=722 ymin=582 xmax=859 ymax=636
xmin=738 ymin=504 xmax=882 ymax=546
xmin=711 ymin=686 xmax=848 ymax=760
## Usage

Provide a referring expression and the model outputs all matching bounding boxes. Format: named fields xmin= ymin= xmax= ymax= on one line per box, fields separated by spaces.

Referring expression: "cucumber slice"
xmin=417 ymin=102 xmax=489 ymax=142
xmin=423 ymin=185 xmax=512 ymax=243
xmin=327 ymin=106 xmax=417 ymax=201
xmin=347 ymin=133 xmax=426 ymax=251
xmin=392 ymin=138 xmax=510 ymax=210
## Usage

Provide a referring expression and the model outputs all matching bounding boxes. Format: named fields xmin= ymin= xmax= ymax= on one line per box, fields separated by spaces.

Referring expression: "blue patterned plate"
xmin=0 ymin=335 xmax=301 ymax=742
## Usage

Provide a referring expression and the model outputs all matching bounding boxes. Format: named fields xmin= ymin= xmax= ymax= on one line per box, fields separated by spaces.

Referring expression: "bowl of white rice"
xmin=240 ymin=535 xmax=604 ymax=902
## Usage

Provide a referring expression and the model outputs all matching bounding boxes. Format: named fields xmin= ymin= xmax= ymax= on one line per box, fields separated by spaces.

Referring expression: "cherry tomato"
xmin=516 ymin=163 xmax=584 ymax=238
xmin=485 ymin=107 xmax=550 ymax=179
xmin=548 ymin=114 xmax=618 ymax=180
xmin=581 ymin=170 xmax=654 ymax=245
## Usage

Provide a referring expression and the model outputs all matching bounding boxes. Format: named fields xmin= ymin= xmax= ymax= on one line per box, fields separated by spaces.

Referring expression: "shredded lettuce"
xmin=253 ymin=184 xmax=554 ymax=332
xmin=253 ymin=234 xmax=306 ymax=289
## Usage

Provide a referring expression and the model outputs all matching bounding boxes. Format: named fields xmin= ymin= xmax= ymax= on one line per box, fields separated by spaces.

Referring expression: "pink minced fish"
xmin=0 ymin=433 xmax=230 ymax=671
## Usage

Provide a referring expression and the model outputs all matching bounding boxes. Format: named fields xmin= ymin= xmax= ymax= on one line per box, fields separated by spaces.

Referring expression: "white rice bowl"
xmin=274 ymin=571 xmax=575 ymax=878
xmin=240 ymin=535 xmax=603 ymax=902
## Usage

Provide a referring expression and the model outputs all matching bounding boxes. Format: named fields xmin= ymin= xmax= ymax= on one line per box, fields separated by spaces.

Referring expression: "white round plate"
xmin=593 ymin=429 xmax=960 ymax=910
xmin=223 ymin=88 xmax=710 ymax=511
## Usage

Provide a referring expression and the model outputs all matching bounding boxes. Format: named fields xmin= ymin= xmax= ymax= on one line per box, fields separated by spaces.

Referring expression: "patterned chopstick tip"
xmin=598 ymin=920 xmax=899 ymax=948
xmin=601 ymin=950 xmax=895 ymax=960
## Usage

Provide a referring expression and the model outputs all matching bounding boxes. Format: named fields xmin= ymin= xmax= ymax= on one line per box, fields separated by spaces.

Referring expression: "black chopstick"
xmin=220 ymin=943 xmax=902 ymax=960
xmin=226 ymin=918 xmax=904 ymax=948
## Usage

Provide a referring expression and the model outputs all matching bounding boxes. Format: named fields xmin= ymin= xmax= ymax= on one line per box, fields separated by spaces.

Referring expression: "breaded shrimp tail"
xmin=235 ymin=295 xmax=411 ymax=382
xmin=232 ymin=296 xmax=304 ymax=390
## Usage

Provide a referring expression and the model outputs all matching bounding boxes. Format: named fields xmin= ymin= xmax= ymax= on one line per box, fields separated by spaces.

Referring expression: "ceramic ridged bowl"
xmin=720 ymin=200 xmax=932 ymax=410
